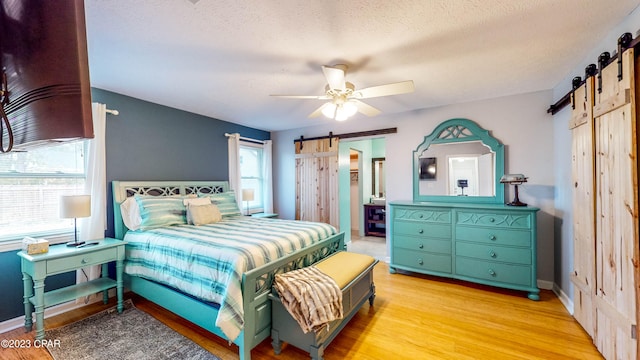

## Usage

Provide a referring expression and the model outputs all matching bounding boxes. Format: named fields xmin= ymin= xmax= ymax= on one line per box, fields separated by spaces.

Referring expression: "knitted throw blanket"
xmin=274 ymin=266 xmax=343 ymax=333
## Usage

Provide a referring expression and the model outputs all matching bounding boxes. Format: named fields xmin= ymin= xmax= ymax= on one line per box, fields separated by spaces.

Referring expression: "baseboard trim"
xmin=552 ymin=283 xmax=574 ymax=315
xmin=537 ymin=279 xmax=554 ymax=290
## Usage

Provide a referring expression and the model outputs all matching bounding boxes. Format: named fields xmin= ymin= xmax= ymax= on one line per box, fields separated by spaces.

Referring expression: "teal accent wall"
xmin=0 ymin=88 xmax=270 ymax=323
xmin=91 ymin=88 xmax=270 ymax=238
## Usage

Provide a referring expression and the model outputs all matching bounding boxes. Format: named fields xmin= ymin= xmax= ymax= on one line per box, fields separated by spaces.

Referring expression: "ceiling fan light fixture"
xmin=321 ymin=103 xmax=337 ymax=118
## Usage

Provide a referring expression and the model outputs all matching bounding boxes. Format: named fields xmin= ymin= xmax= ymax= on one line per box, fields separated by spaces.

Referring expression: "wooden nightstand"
xmin=18 ymin=238 xmax=127 ymax=339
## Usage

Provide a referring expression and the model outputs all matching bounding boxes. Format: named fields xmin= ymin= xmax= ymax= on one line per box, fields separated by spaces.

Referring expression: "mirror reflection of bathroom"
xmin=347 ymin=137 xmax=386 ymax=261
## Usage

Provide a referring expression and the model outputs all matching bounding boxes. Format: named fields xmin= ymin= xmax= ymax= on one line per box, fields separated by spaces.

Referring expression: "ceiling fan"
xmin=271 ymin=64 xmax=415 ymax=121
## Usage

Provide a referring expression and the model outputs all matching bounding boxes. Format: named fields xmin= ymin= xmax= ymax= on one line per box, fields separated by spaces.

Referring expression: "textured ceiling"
xmin=84 ymin=0 xmax=640 ymax=131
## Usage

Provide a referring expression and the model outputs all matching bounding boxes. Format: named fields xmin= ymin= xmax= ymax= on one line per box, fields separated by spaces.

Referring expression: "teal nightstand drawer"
xmin=393 ymin=207 xmax=451 ymax=223
xmin=457 ymin=211 xmax=532 ymax=229
xmin=456 ymin=257 xmax=531 ymax=286
xmin=46 ymin=248 xmax=116 ymax=274
xmin=394 ymin=221 xmax=451 ymax=238
xmin=456 ymin=226 xmax=531 ymax=247
xmin=393 ymin=248 xmax=451 ymax=273
xmin=456 ymin=242 xmax=531 ymax=265
xmin=393 ymin=235 xmax=451 ymax=254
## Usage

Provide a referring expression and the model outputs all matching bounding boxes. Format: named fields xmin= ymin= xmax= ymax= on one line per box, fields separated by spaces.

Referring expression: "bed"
xmin=111 ymin=181 xmax=345 ymax=360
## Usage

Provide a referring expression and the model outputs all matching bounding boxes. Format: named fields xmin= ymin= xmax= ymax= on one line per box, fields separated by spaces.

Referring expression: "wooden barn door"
xmin=295 ymin=137 xmax=340 ymax=229
xmin=591 ymin=48 xmax=639 ymax=360
xmin=570 ymin=78 xmax=596 ymax=338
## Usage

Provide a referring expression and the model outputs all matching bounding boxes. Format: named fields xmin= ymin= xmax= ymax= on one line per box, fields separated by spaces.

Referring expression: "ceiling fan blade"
xmin=353 ymin=99 xmax=381 ymax=117
xmin=308 ymin=103 xmax=332 ymax=118
xmin=270 ymin=94 xmax=331 ymax=100
xmin=322 ymin=65 xmax=346 ymax=92
xmin=353 ymin=80 xmax=415 ymax=99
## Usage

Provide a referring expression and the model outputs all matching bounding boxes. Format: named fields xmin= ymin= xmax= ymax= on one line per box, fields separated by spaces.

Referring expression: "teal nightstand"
xmin=18 ymin=238 xmax=127 ymax=339
xmin=251 ymin=213 xmax=278 ymax=218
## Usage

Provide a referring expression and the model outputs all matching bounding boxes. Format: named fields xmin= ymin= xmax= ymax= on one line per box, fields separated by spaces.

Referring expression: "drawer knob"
xmin=418 ymin=243 xmax=424 ymax=249
xmin=489 ymin=235 xmax=496 ymax=241
xmin=418 ymin=229 xmax=424 ymax=234
xmin=419 ymin=214 xmax=424 ymax=218
xmin=81 ymin=258 xmax=89 ymax=264
xmin=489 ymin=218 xmax=495 ymax=223
xmin=418 ymin=258 xmax=423 ymax=265
xmin=488 ymin=269 xmax=496 ymax=276
xmin=489 ymin=250 xmax=497 ymax=258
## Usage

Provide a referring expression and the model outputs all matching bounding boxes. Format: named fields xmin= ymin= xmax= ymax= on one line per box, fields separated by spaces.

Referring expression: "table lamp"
xmin=242 ymin=188 xmax=254 ymax=215
xmin=500 ymin=174 xmax=528 ymax=206
xmin=60 ymin=195 xmax=91 ymax=246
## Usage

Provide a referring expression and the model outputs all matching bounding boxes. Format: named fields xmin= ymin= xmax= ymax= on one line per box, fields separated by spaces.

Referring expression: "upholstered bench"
xmin=270 ymin=251 xmax=378 ymax=360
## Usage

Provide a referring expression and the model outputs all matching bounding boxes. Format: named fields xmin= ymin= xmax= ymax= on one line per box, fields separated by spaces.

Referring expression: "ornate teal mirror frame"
xmin=413 ymin=118 xmax=505 ymax=204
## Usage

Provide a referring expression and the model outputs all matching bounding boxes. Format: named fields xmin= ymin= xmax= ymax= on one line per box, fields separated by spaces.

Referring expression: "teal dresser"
xmin=390 ymin=201 xmax=540 ymax=300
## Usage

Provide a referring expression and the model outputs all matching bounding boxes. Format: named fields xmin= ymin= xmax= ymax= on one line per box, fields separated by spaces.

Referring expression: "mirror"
xmin=371 ymin=157 xmax=385 ymax=197
xmin=413 ymin=118 xmax=504 ymax=204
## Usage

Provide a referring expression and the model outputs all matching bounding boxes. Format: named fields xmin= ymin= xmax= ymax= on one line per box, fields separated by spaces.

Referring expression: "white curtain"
xmin=262 ymin=140 xmax=273 ymax=213
xmin=76 ymin=102 xmax=107 ymax=286
xmin=227 ymin=133 xmax=242 ymax=206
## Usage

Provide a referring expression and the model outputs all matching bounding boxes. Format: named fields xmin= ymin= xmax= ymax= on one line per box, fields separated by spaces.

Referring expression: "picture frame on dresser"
xmin=390 ymin=118 xmax=540 ymax=300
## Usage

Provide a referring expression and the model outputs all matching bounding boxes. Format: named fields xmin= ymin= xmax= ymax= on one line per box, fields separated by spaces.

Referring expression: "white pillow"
xmin=187 ymin=203 xmax=222 ymax=226
xmin=120 ymin=197 xmax=142 ymax=231
xmin=183 ymin=197 xmax=212 ymax=206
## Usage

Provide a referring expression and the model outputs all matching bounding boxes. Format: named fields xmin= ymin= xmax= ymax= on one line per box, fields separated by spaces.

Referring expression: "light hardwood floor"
xmin=1 ymin=262 xmax=602 ymax=360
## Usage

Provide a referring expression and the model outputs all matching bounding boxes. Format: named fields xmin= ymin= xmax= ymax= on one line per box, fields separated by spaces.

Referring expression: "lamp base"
xmin=506 ymin=200 xmax=528 ymax=207
xmin=66 ymin=240 xmax=85 ymax=247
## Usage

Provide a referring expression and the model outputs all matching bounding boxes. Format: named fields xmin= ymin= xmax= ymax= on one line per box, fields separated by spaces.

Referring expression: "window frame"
xmin=239 ymin=141 xmax=265 ymax=215
xmin=0 ymin=141 xmax=89 ymax=247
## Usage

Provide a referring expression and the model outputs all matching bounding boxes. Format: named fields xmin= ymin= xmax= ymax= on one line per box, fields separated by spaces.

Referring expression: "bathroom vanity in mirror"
xmin=390 ymin=118 xmax=540 ymax=300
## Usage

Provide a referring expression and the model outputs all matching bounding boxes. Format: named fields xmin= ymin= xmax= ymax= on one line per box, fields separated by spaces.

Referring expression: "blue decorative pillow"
xmin=135 ymin=196 xmax=187 ymax=230
xmin=200 ymin=191 xmax=242 ymax=218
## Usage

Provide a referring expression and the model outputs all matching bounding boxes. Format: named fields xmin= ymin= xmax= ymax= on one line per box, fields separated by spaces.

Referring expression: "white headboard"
xmin=111 ymin=180 xmax=229 ymax=239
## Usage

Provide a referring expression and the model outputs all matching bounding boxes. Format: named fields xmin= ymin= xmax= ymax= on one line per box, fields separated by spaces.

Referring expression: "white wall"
xmin=272 ymin=90 xmax=555 ymax=282
xmin=551 ymin=6 xmax=640 ymax=300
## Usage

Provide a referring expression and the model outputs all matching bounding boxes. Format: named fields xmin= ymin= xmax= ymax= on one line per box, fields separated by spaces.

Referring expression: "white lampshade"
xmin=60 ymin=195 xmax=91 ymax=219
xmin=242 ymin=188 xmax=255 ymax=202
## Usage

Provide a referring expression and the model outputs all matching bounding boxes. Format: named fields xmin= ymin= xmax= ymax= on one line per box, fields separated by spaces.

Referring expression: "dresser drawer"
xmin=456 ymin=211 xmax=532 ymax=229
xmin=47 ymin=248 xmax=117 ymax=274
xmin=455 ymin=257 xmax=531 ymax=286
xmin=394 ymin=221 xmax=451 ymax=238
xmin=393 ymin=248 xmax=451 ymax=273
xmin=393 ymin=207 xmax=451 ymax=223
xmin=456 ymin=242 xmax=531 ymax=265
xmin=394 ymin=235 xmax=451 ymax=254
xmin=456 ymin=226 xmax=531 ymax=247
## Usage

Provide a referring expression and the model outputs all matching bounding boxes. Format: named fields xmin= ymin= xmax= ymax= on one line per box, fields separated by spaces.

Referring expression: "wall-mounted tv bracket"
xmin=618 ymin=32 xmax=633 ymax=81
xmin=0 ymin=68 xmax=14 ymax=152
xmin=571 ymin=76 xmax=581 ymax=109
xmin=597 ymin=52 xmax=611 ymax=94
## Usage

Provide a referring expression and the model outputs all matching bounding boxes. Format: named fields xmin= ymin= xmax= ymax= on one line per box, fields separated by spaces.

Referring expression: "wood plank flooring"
xmin=1 ymin=262 xmax=603 ymax=359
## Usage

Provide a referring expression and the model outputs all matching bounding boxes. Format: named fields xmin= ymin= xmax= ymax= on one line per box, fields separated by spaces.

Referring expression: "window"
xmin=239 ymin=142 xmax=264 ymax=214
xmin=0 ymin=141 xmax=87 ymax=241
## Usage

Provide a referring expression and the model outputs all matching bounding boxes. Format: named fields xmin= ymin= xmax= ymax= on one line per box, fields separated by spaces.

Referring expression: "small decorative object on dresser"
xmin=392 ymin=118 xmax=540 ymax=300
xmin=500 ymin=174 xmax=529 ymax=206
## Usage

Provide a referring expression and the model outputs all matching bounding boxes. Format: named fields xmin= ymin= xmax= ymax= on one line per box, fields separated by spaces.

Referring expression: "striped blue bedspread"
xmin=123 ymin=216 xmax=336 ymax=342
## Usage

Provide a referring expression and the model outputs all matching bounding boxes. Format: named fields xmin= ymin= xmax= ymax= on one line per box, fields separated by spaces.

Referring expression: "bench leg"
xmin=369 ymin=282 xmax=376 ymax=306
xmin=310 ymin=344 xmax=325 ymax=360
xmin=271 ymin=329 xmax=283 ymax=355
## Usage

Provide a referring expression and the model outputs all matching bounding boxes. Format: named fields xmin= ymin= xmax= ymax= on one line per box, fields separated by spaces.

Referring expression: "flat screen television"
xmin=0 ymin=0 xmax=93 ymax=153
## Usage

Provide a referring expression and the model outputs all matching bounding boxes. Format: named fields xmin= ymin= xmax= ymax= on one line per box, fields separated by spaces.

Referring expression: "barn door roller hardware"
xmin=618 ymin=32 xmax=633 ymax=81
xmin=295 ymin=127 xmax=398 ymax=150
xmin=597 ymin=52 xmax=610 ymax=94
xmin=548 ymin=32 xmax=639 ymax=114
xmin=571 ymin=77 xmax=581 ymax=109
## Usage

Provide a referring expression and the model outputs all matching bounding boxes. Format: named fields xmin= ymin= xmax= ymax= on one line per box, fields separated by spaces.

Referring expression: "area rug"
xmin=45 ymin=300 xmax=220 ymax=360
